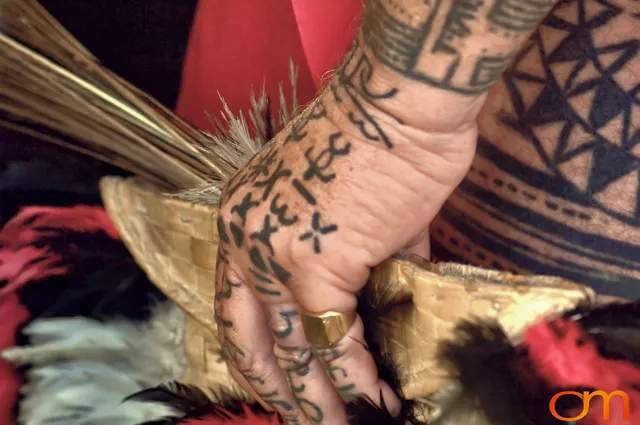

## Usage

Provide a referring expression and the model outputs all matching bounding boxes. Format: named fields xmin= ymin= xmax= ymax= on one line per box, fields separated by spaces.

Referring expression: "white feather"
xmin=2 ymin=302 xmax=187 ymax=425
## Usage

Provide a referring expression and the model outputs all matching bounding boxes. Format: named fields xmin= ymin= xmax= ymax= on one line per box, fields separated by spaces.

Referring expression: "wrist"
xmin=324 ymin=36 xmax=486 ymax=138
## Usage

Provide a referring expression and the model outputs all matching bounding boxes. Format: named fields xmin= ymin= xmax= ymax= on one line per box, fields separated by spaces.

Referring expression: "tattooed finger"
xmin=225 ymin=361 xmax=274 ymax=412
xmin=267 ymin=303 xmax=347 ymax=424
xmin=218 ymin=273 xmax=312 ymax=425
xmin=314 ymin=315 xmax=400 ymax=414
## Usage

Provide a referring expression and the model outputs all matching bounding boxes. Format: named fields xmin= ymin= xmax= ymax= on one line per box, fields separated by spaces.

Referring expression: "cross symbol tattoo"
xmin=299 ymin=212 xmax=338 ymax=254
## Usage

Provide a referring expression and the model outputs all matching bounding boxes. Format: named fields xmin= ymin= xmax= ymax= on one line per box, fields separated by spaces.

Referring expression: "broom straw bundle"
xmin=0 ymin=0 xmax=294 ymax=194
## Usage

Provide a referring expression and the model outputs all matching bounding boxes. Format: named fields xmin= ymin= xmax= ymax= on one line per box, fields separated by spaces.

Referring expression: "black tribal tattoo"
xmin=250 ymin=215 xmax=278 ymax=254
xmin=303 ymin=132 xmax=351 ymax=183
xmin=360 ymin=0 xmax=557 ymax=94
xmin=254 ymin=159 xmax=292 ymax=201
xmin=220 ymin=278 xmax=241 ymax=298
xmin=432 ymin=0 xmax=640 ymax=299
xmin=285 ymin=100 xmax=328 ymax=144
xmin=231 ymin=192 xmax=259 ymax=224
xmin=291 ymin=383 xmax=324 ymax=423
xmin=282 ymin=346 xmax=312 ymax=377
xmin=257 ymin=390 xmax=294 ymax=411
xmin=330 ymin=42 xmax=397 ymax=148
xmin=270 ymin=194 xmax=298 ymax=226
xmin=272 ymin=310 xmax=297 ymax=339
xmin=299 ymin=212 xmax=339 ymax=254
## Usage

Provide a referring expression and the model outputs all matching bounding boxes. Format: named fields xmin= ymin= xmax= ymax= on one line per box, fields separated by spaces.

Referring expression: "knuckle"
xmin=221 ymin=339 xmax=270 ymax=377
xmin=273 ymin=344 xmax=313 ymax=376
xmin=314 ymin=345 xmax=348 ymax=363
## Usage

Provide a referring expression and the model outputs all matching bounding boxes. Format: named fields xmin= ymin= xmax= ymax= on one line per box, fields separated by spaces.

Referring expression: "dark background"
xmin=1 ymin=0 xmax=199 ymax=222
xmin=41 ymin=0 xmax=198 ymax=108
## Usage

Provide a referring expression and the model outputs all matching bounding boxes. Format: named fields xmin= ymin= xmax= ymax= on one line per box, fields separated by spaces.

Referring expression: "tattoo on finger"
xmin=291 ymin=383 xmax=324 ymax=424
xmin=214 ymin=292 xmax=233 ymax=328
xmin=271 ymin=310 xmax=298 ymax=339
xmin=278 ymin=345 xmax=313 ymax=377
xmin=222 ymin=340 xmax=247 ymax=364
xmin=257 ymin=389 xmax=294 ymax=411
xmin=317 ymin=347 xmax=363 ymax=401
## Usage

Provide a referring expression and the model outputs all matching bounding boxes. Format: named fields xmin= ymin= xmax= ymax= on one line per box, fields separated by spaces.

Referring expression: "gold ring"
xmin=301 ymin=310 xmax=357 ymax=347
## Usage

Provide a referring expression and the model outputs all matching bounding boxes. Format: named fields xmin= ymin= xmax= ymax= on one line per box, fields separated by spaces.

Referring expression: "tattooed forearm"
xmin=433 ymin=0 xmax=484 ymax=54
xmin=359 ymin=0 xmax=556 ymax=94
xmin=487 ymin=0 xmax=556 ymax=34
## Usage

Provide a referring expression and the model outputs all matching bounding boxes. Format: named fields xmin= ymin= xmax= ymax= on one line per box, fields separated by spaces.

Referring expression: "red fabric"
xmin=290 ymin=0 xmax=365 ymax=87
xmin=176 ymin=0 xmax=363 ymax=130
xmin=0 ymin=206 xmax=120 ymax=425
xmin=523 ymin=318 xmax=640 ymax=424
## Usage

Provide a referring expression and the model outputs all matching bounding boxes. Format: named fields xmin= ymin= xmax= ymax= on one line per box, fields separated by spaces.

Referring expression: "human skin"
xmin=431 ymin=0 xmax=640 ymax=300
xmin=214 ymin=0 xmax=638 ymax=424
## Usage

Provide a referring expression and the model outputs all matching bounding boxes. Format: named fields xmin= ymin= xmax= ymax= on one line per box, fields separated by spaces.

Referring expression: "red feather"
xmin=0 ymin=206 xmax=119 ymax=296
xmin=523 ymin=318 xmax=640 ymax=425
xmin=0 ymin=205 xmax=120 ymax=425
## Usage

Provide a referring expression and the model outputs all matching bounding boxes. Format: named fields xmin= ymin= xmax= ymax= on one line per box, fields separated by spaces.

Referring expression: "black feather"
xmin=436 ymin=320 xmax=563 ymax=425
xmin=344 ymin=352 xmax=421 ymax=425
xmin=564 ymin=299 xmax=640 ymax=364
xmin=357 ymin=285 xmax=422 ymax=425
xmin=131 ymin=300 xmax=640 ymax=425
xmin=127 ymin=382 xmax=221 ymax=424
xmin=128 ymin=382 xmax=275 ymax=425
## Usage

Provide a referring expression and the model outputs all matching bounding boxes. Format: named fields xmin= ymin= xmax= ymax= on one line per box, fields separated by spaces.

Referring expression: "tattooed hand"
xmin=215 ymin=0 xmax=561 ymax=423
